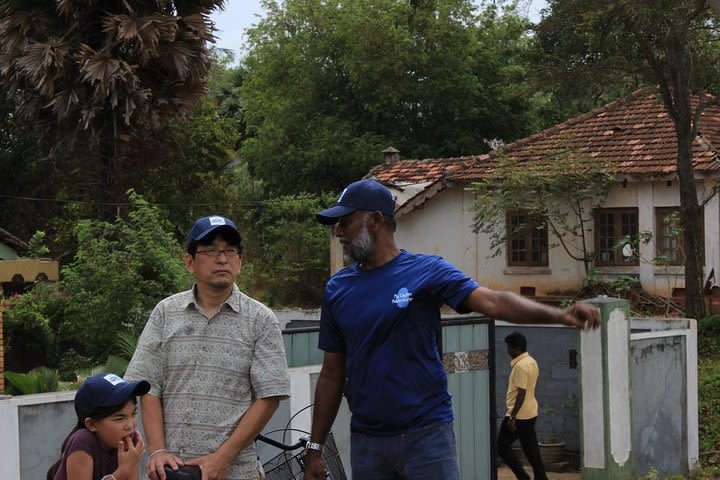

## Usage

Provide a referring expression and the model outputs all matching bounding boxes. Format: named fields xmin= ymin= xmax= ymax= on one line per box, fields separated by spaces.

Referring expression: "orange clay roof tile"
xmin=369 ymin=89 xmax=720 ymax=185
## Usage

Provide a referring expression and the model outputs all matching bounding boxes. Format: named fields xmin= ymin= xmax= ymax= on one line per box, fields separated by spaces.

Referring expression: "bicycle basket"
xmin=262 ymin=432 xmax=347 ymax=480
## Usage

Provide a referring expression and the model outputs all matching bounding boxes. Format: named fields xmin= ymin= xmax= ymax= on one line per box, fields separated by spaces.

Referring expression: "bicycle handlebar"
xmin=255 ymin=433 xmax=308 ymax=451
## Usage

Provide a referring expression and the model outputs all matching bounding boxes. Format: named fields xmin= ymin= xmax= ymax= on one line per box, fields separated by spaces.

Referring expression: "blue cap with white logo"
xmin=187 ymin=215 xmax=241 ymax=245
xmin=316 ymin=179 xmax=396 ymax=225
xmin=74 ymin=372 xmax=150 ymax=420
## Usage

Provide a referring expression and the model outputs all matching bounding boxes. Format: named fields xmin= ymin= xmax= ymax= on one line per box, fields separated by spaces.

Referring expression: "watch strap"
xmin=305 ymin=441 xmax=323 ymax=453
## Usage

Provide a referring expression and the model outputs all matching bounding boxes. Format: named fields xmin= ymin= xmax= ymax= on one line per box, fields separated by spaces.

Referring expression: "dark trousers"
xmin=497 ymin=416 xmax=549 ymax=480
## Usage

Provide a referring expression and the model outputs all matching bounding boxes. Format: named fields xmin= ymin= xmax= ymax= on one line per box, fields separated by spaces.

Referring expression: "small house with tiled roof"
xmin=0 ymin=227 xmax=58 ymax=296
xmin=331 ymin=89 xmax=720 ymax=298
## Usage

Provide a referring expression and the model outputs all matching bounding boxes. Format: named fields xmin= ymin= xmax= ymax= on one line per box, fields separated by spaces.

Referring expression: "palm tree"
xmin=0 ymin=0 xmax=225 ymax=219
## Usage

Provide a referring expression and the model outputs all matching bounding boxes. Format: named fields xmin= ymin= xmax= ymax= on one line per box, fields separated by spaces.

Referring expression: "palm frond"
xmin=104 ymin=354 xmax=130 ymax=377
xmin=32 ymin=366 xmax=60 ymax=392
xmin=115 ymin=330 xmax=139 ymax=360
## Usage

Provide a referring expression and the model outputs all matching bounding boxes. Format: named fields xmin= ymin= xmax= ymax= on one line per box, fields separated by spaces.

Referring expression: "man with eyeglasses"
xmin=126 ymin=215 xmax=291 ymax=480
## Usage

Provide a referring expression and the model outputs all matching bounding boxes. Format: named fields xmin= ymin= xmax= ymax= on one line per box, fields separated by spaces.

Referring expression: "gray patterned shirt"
xmin=125 ymin=284 xmax=290 ymax=480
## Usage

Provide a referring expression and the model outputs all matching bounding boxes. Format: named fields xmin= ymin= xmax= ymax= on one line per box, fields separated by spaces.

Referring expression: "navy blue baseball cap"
xmin=187 ymin=215 xmax=241 ymax=245
xmin=316 ymin=179 xmax=396 ymax=225
xmin=74 ymin=373 xmax=150 ymax=419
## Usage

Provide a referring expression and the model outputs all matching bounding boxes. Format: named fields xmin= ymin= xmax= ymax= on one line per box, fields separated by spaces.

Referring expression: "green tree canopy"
xmin=534 ymin=0 xmax=720 ymax=318
xmin=2 ymin=190 xmax=191 ymax=371
xmin=240 ymin=0 xmax=549 ymax=194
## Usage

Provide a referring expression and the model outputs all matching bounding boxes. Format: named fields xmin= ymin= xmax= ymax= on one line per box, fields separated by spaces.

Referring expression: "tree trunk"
xmin=97 ymin=144 xmax=117 ymax=222
xmin=674 ymin=100 xmax=706 ymax=319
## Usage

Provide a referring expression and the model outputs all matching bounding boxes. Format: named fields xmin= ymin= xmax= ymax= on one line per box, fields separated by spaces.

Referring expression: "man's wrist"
xmin=305 ymin=441 xmax=323 ymax=455
xmin=213 ymin=447 xmax=235 ymax=466
xmin=148 ymin=448 xmax=168 ymax=460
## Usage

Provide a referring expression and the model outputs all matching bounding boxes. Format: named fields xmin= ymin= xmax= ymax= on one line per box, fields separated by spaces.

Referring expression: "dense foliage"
xmin=2 ymin=192 xmax=191 ymax=373
xmin=0 ymin=0 xmax=225 ymax=219
xmin=245 ymin=193 xmax=335 ymax=306
xmin=240 ymin=0 xmax=552 ymax=194
xmin=534 ymin=0 xmax=720 ymax=319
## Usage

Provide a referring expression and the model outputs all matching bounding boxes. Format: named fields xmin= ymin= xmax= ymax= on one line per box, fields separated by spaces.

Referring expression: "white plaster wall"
xmin=702 ymin=179 xmax=720 ymax=295
xmin=0 ymin=395 xmax=20 ymax=480
xmin=394 ymin=186 xmax=587 ymax=295
xmin=608 ymin=308 xmax=631 ymax=467
xmin=384 ymin=178 xmax=718 ymax=297
xmin=395 ymin=187 xmax=472 ymax=276
xmin=580 ymin=327 xmax=605 ymax=468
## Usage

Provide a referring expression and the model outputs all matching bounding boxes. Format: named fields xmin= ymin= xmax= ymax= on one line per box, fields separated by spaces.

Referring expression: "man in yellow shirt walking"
xmin=498 ymin=331 xmax=549 ymax=480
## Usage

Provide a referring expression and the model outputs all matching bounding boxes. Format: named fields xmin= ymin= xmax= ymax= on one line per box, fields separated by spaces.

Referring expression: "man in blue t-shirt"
xmin=303 ymin=179 xmax=600 ymax=480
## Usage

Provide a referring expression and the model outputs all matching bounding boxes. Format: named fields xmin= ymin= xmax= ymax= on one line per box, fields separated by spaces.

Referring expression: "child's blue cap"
xmin=75 ymin=373 xmax=150 ymax=420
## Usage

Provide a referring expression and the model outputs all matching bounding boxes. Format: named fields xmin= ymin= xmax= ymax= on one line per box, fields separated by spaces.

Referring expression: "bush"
xmin=2 ymin=287 xmax=57 ymax=372
xmin=57 ymin=348 xmax=94 ymax=382
xmin=54 ymin=191 xmax=191 ymax=363
xmin=699 ymin=357 xmax=720 ymax=455
xmin=2 ymin=191 xmax=192 ymax=372
xmin=698 ymin=315 xmax=720 ymax=357
xmin=244 ymin=193 xmax=334 ymax=306
xmin=4 ymin=367 xmax=64 ymax=395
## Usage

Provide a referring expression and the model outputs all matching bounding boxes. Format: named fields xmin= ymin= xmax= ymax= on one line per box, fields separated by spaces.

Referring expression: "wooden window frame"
xmin=655 ymin=207 xmax=704 ymax=267
xmin=594 ymin=208 xmax=639 ymax=266
xmin=506 ymin=211 xmax=549 ymax=267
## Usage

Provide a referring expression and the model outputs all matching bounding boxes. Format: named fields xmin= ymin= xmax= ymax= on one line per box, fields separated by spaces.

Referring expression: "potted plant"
xmin=537 ymin=394 xmax=577 ymax=465
xmin=538 ymin=432 xmax=567 ymax=465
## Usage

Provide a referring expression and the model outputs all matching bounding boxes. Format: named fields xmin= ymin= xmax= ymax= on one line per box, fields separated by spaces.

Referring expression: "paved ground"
xmin=497 ymin=466 xmax=581 ymax=480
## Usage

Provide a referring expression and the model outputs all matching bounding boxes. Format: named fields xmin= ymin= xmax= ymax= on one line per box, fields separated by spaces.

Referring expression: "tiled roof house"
xmin=0 ymin=227 xmax=59 ymax=293
xmin=331 ymin=89 xmax=720 ymax=297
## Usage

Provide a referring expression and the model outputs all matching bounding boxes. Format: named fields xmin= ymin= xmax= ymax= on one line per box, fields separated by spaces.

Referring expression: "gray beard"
xmin=344 ymin=220 xmax=374 ymax=264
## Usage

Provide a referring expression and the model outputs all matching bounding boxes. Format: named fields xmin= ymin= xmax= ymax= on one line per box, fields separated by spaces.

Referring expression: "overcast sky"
xmin=210 ymin=1 xmax=549 ymax=63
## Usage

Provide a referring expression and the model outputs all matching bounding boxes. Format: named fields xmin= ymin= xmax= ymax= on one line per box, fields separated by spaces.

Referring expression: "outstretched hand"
xmin=561 ymin=302 xmax=600 ymax=330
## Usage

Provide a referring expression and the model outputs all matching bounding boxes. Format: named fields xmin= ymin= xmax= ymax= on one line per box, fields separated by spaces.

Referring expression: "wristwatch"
xmin=305 ymin=441 xmax=323 ymax=454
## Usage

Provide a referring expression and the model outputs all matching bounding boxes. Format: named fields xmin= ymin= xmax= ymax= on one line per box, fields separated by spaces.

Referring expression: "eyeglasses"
xmin=196 ymin=247 xmax=241 ymax=258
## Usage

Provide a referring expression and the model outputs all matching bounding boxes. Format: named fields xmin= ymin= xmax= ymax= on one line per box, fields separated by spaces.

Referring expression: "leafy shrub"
xmin=2 ymin=191 xmax=191 ymax=373
xmin=698 ymin=315 xmax=720 ymax=357
xmin=57 ymin=348 xmax=94 ymax=382
xmin=699 ymin=357 xmax=720 ymax=475
xmin=54 ymin=190 xmax=191 ymax=363
xmin=246 ymin=193 xmax=334 ymax=306
xmin=4 ymin=367 xmax=70 ymax=395
xmin=2 ymin=287 xmax=57 ymax=371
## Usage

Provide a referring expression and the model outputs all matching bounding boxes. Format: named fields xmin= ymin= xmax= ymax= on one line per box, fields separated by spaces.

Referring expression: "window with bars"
xmin=506 ymin=211 xmax=548 ymax=267
xmin=594 ymin=208 xmax=639 ymax=266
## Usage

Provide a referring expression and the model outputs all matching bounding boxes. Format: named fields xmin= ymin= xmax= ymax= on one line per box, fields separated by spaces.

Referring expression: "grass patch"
xmin=699 ymin=355 xmax=720 ymax=476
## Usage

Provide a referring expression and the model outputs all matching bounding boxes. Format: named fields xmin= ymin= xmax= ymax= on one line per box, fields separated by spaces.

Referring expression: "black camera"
xmin=163 ymin=465 xmax=202 ymax=480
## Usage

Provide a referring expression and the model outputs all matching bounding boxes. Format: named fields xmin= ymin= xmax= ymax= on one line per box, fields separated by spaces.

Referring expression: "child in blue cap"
xmin=47 ymin=372 xmax=150 ymax=480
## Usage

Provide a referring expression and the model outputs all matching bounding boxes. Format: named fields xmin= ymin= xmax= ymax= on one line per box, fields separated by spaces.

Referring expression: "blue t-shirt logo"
xmin=392 ymin=287 xmax=413 ymax=308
